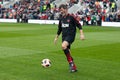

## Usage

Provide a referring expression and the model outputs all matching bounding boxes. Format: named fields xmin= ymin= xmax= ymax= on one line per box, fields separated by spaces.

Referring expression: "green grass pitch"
xmin=0 ymin=23 xmax=120 ymax=80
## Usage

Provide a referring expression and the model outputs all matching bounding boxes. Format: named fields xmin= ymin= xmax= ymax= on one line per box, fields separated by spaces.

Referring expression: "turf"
xmin=0 ymin=23 xmax=120 ymax=80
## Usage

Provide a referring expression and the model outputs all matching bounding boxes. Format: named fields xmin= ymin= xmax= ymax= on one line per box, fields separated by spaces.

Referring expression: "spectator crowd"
xmin=75 ymin=0 xmax=120 ymax=26
xmin=0 ymin=0 xmax=120 ymax=24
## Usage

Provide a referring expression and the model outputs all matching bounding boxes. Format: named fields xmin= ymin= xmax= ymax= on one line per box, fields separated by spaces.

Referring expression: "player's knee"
xmin=61 ymin=44 xmax=67 ymax=50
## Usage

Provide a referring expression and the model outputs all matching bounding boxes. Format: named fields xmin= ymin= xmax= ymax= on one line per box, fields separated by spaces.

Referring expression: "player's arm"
xmin=73 ymin=17 xmax=85 ymax=40
xmin=54 ymin=20 xmax=62 ymax=44
xmin=79 ymin=29 xmax=85 ymax=40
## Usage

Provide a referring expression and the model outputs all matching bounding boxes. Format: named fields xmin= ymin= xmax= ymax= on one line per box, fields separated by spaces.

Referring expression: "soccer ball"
xmin=41 ymin=58 xmax=51 ymax=68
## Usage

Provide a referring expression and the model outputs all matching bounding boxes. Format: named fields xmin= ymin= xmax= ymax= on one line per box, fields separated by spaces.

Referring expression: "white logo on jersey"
xmin=62 ymin=23 xmax=69 ymax=28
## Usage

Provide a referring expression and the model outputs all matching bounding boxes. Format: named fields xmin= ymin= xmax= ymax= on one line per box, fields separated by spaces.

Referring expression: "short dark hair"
xmin=59 ymin=4 xmax=68 ymax=9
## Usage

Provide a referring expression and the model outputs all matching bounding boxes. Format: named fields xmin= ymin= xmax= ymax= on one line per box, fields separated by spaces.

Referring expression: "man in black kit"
xmin=54 ymin=4 xmax=85 ymax=72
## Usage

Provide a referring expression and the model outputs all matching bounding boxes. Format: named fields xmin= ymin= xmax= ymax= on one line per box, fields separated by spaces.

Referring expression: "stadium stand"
xmin=68 ymin=1 xmax=83 ymax=14
xmin=52 ymin=0 xmax=70 ymax=7
xmin=0 ymin=0 xmax=120 ymax=24
xmin=1 ymin=0 xmax=16 ymax=8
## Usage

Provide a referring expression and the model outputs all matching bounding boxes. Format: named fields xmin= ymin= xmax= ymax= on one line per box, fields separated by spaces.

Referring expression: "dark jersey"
xmin=57 ymin=14 xmax=82 ymax=37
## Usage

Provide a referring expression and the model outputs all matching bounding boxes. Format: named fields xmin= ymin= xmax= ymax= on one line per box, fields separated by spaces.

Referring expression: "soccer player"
xmin=54 ymin=4 xmax=85 ymax=72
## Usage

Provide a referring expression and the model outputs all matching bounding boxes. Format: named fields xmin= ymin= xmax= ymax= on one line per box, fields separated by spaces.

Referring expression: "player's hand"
xmin=80 ymin=34 xmax=85 ymax=40
xmin=54 ymin=37 xmax=58 ymax=45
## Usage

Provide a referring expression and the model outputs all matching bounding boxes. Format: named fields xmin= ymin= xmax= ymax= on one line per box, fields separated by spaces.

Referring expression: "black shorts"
xmin=62 ymin=35 xmax=75 ymax=49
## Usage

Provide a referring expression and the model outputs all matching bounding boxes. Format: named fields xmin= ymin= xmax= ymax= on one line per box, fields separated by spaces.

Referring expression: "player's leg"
xmin=62 ymin=41 xmax=73 ymax=63
xmin=62 ymin=41 xmax=77 ymax=72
